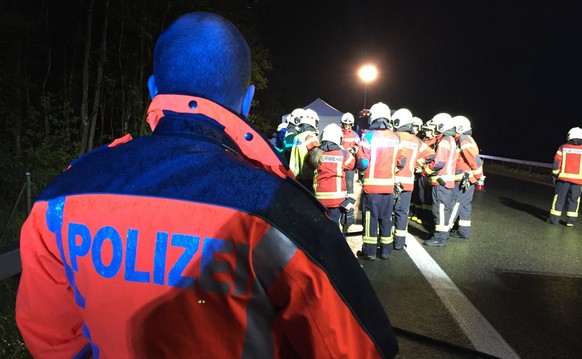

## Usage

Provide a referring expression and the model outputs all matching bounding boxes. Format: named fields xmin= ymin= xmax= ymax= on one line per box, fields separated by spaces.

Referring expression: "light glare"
xmin=358 ymin=65 xmax=378 ymax=83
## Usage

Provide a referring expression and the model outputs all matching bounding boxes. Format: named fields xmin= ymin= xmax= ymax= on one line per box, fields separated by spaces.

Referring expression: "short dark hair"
xmin=153 ymin=12 xmax=251 ymax=109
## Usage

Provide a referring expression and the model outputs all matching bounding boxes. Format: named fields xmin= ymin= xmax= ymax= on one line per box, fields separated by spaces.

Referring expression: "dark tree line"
xmin=0 ymin=0 xmax=282 ymax=246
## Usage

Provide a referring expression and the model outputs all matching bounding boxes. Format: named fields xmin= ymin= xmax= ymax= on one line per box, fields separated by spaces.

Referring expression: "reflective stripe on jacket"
xmin=454 ymin=134 xmax=483 ymax=183
xmin=357 ymin=129 xmax=401 ymax=194
xmin=342 ymin=129 xmax=360 ymax=153
xmin=424 ymin=135 xmax=458 ymax=188
xmin=314 ymin=149 xmax=355 ymax=208
xmin=289 ymin=131 xmax=320 ymax=179
xmin=554 ymin=143 xmax=582 ymax=184
xmin=395 ymin=131 xmax=435 ymax=191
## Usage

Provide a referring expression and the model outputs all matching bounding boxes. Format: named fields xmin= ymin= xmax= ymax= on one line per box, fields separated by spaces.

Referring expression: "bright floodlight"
xmin=358 ymin=64 xmax=378 ymax=83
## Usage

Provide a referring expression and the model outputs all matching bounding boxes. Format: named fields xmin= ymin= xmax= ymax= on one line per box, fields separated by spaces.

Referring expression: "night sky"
xmin=259 ymin=0 xmax=582 ymax=162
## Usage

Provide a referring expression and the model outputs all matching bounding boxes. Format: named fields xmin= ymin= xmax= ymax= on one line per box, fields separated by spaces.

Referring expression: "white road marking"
xmin=405 ymin=233 xmax=521 ymax=359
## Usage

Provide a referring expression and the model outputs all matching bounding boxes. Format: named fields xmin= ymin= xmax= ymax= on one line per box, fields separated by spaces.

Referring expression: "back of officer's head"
xmin=152 ymin=12 xmax=251 ymax=110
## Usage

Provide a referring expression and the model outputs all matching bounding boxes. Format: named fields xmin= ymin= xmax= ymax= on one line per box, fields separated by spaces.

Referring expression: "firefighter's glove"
xmin=393 ymin=182 xmax=403 ymax=199
xmin=348 ymin=147 xmax=357 ymax=155
xmin=551 ymin=175 xmax=557 ymax=186
xmin=342 ymin=208 xmax=355 ymax=227
xmin=436 ymin=177 xmax=446 ymax=186
xmin=340 ymin=197 xmax=356 ymax=212
xmin=460 ymin=172 xmax=471 ymax=192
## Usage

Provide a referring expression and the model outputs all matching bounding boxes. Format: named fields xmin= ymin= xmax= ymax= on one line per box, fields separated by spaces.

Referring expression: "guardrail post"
xmin=26 ymin=172 xmax=32 ymax=214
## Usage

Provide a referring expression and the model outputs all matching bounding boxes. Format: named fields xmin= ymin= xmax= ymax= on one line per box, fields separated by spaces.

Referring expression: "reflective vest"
xmin=357 ymin=129 xmax=401 ymax=194
xmin=553 ymin=142 xmax=582 ymax=185
xmin=424 ymin=135 xmax=458 ymax=189
xmin=314 ymin=148 xmax=355 ymax=208
xmin=395 ymin=131 xmax=435 ymax=191
xmin=289 ymin=131 xmax=320 ymax=180
xmin=454 ymin=134 xmax=483 ymax=183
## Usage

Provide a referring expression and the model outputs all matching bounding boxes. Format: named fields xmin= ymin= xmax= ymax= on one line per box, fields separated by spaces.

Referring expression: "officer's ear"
xmin=148 ymin=75 xmax=158 ymax=99
xmin=241 ymin=84 xmax=255 ymax=118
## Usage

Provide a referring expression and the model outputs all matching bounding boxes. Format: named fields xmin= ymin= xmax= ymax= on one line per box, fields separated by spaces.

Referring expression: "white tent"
xmin=281 ymin=98 xmax=344 ymax=131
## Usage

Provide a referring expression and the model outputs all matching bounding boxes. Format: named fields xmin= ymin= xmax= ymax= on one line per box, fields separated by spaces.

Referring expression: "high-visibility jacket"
xmin=16 ymin=95 xmax=398 ymax=359
xmin=395 ymin=131 xmax=435 ymax=192
xmin=342 ymin=128 xmax=360 ymax=154
xmin=454 ymin=134 xmax=483 ymax=184
xmin=289 ymin=130 xmax=320 ymax=180
xmin=424 ymin=135 xmax=458 ymax=189
xmin=314 ymin=146 xmax=356 ymax=208
xmin=553 ymin=142 xmax=582 ymax=185
xmin=357 ymin=129 xmax=402 ymax=194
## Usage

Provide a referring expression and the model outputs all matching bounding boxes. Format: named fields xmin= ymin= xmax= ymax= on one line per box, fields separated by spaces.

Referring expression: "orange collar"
xmin=147 ymin=94 xmax=293 ymax=179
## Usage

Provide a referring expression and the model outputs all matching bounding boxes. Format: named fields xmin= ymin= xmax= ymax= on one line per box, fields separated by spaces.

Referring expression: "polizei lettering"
xmin=67 ymin=223 xmax=251 ymax=296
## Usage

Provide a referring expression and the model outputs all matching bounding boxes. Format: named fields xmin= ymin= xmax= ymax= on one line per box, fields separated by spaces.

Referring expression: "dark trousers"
xmin=393 ymin=191 xmax=412 ymax=248
xmin=431 ymin=185 xmax=454 ymax=241
xmin=449 ymin=183 xmax=476 ymax=237
xmin=362 ymin=192 xmax=394 ymax=256
xmin=327 ymin=207 xmax=342 ymax=224
xmin=345 ymin=170 xmax=355 ymax=194
xmin=549 ymin=180 xmax=581 ymax=224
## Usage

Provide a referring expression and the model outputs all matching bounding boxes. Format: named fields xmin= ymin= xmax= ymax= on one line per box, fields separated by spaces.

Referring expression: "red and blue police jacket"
xmin=16 ymin=95 xmax=398 ymax=359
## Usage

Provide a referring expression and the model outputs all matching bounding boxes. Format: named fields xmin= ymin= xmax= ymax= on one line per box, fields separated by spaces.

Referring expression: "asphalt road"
xmin=352 ymin=172 xmax=582 ymax=359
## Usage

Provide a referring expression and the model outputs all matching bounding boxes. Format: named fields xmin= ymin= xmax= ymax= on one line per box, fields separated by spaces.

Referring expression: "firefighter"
xmin=289 ymin=108 xmax=320 ymax=191
xmin=411 ymin=119 xmax=439 ymax=225
xmin=15 ymin=12 xmax=399 ymax=358
xmin=409 ymin=116 xmax=426 ymax=220
xmin=356 ymin=102 xmax=403 ymax=260
xmin=282 ymin=108 xmax=304 ymax=162
xmin=422 ymin=113 xmax=458 ymax=247
xmin=392 ymin=108 xmax=435 ymax=250
xmin=312 ymin=123 xmax=356 ymax=224
xmin=548 ymin=126 xmax=582 ymax=227
xmin=340 ymin=112 xmax=360 ymax=196
xmin=448 ymin=115 xmax=483 ymax=239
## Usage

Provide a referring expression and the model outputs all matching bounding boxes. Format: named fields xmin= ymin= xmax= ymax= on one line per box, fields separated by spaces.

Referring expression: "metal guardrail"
xmin=479 ymin=154 xmax=552 ymax=169
xmin=0 ymin=156 xmax=555 ymax=281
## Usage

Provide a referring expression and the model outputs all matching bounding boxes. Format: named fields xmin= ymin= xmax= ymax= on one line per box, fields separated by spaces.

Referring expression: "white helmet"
xmin=301 ymin=108 xmax=319 ymax=129
xmin=392 ymin=108 xmax=414 ymax=129
xmin=422 ymin=119 xmax=437 ymax=137
xmin=431 ymin=113 xmax=454 ymax=134
xmin=453 ymin=115 xmax=471 ymax=134
xmin=321 ymin=123 xmax=343 ymax=145
xmin=567 ymin=127 xmax=582 ymax=141
xmin=412 ymin=117 xmax=423 ymax=133
xmin=341 ymin=112 xmax=355 ymax=125
xmin=368 ymin=102 xmax=391 ymax=125
xmin=288 ymin=108 xmax=305 ymax=125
